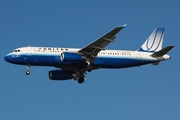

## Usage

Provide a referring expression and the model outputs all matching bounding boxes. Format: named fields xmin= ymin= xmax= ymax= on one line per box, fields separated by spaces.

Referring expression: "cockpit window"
xmin=13 ymin=49 xmax=20 ymax=52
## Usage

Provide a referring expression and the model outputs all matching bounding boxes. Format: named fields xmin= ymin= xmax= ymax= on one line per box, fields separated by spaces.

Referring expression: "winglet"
xmin=122 ymin=24 xmax=127 ymax=29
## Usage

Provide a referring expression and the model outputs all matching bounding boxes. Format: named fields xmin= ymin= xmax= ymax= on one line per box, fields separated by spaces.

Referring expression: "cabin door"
xmin=26 ymin=47 xmax=32 ymax=56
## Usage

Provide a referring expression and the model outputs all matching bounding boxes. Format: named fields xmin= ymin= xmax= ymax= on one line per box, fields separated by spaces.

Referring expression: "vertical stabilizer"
xmin=138 ymin=28 xmax=165 ymax=52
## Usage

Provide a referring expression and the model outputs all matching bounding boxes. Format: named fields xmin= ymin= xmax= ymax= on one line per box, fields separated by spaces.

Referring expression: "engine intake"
xmin=49 ymin=70 xmax=72 ymax=80
xmin=61 ymin=52 xmax=86 ymax=62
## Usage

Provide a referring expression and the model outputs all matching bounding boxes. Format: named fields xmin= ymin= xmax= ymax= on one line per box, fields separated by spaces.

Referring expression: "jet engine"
xmin=61 ymin=52 xmax=86 ymax=62
xmin=48 ymin=70 xmax=72 ymax=80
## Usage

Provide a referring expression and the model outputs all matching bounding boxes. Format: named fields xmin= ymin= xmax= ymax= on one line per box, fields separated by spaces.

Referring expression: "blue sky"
xmin=0 ymin=0 xmax=179 ymax=120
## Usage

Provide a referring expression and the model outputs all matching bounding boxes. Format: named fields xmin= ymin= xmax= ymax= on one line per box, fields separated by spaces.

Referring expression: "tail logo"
xmin=138 ymin=28 xmax=165 ymax=52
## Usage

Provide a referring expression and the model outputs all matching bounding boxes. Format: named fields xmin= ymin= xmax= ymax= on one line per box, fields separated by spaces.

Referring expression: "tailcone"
xmin=4 ymin=54 xmax=19 ymax=64
xmin=163 ymin=54 xmax=171 ymax=60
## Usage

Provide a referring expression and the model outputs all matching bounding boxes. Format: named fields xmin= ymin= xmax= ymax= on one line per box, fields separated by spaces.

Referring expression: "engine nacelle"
xmin=61 ymin=52 xmax=86 ymax=62
xmin=49 ymin=70 xmax=72 ymax=80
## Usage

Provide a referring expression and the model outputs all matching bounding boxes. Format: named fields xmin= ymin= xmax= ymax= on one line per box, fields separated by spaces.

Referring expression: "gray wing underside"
xmin=78 ymin=26 xmax=124 ymax=58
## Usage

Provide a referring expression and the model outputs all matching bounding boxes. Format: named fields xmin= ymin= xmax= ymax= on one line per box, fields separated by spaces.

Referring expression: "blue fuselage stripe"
xmin=5 ymin=54 xmax=154 ymax=69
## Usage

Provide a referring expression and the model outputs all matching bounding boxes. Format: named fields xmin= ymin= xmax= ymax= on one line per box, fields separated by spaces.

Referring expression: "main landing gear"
xmin=26 ymin=65 xmax=30 ymax=75
xmin=78 ymin=77 xmax=85 ymax=84
xmin=72 ymin=72 xmax=85 ymax=84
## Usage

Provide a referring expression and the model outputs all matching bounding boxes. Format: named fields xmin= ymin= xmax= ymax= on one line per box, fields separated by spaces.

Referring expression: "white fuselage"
xmin=4 ymin=46 xmax=170 ymax=70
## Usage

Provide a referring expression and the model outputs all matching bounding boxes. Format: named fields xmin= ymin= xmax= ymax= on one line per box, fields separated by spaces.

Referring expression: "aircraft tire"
xmin=78 ymin=77 xmax=84 ymax=84
xmin=26 ymin=71 xmax=30 ymax=75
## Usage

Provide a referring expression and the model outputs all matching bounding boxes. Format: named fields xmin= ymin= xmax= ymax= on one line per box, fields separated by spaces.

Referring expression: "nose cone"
xmin=4 ymin=54 xmax=12 ymax=63
xmin=4 ymin=54 xmax=18 ymax=63
xmin=4 ymin=53 xmax=21 ymax=64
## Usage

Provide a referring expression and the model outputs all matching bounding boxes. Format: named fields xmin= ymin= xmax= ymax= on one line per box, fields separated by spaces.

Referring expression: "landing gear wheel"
xmin=26 ymin=71 xmax=30 ymax=75
xmin=78 ymin=77 xmax=84 ymax=84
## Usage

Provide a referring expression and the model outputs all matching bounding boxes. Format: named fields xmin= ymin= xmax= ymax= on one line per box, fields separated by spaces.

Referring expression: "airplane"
xmin=4 ymin=25 xmax=174 ymax=84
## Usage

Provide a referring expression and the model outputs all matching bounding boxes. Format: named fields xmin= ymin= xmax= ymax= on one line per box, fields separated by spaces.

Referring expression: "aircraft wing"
xmin=78 ymin=25 xmax=125 ymax=61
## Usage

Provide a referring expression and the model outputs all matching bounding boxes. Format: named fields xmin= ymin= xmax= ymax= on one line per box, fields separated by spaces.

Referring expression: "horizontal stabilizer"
xmin=151 ymin=46 xmax=174 ymax=57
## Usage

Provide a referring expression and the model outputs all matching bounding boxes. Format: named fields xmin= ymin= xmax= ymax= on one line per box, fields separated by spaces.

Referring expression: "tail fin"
xmin=137 ymin=28 xmax=165 ymax=52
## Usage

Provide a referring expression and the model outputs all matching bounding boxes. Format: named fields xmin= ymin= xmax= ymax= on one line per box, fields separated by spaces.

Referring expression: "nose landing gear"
xmin=26 ymin=65 xmax=30 ymax=75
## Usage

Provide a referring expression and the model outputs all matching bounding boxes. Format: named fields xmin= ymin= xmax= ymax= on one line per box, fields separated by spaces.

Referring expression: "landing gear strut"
xmin=86 ymin=61 xmax=93 ymax=72
xmin=26 ymin=65 xmax=30 ymax=75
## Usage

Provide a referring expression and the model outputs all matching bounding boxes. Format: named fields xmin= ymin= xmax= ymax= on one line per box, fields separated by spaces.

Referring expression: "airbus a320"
xmin=4 ymin=25 xmax=174 ymax=84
